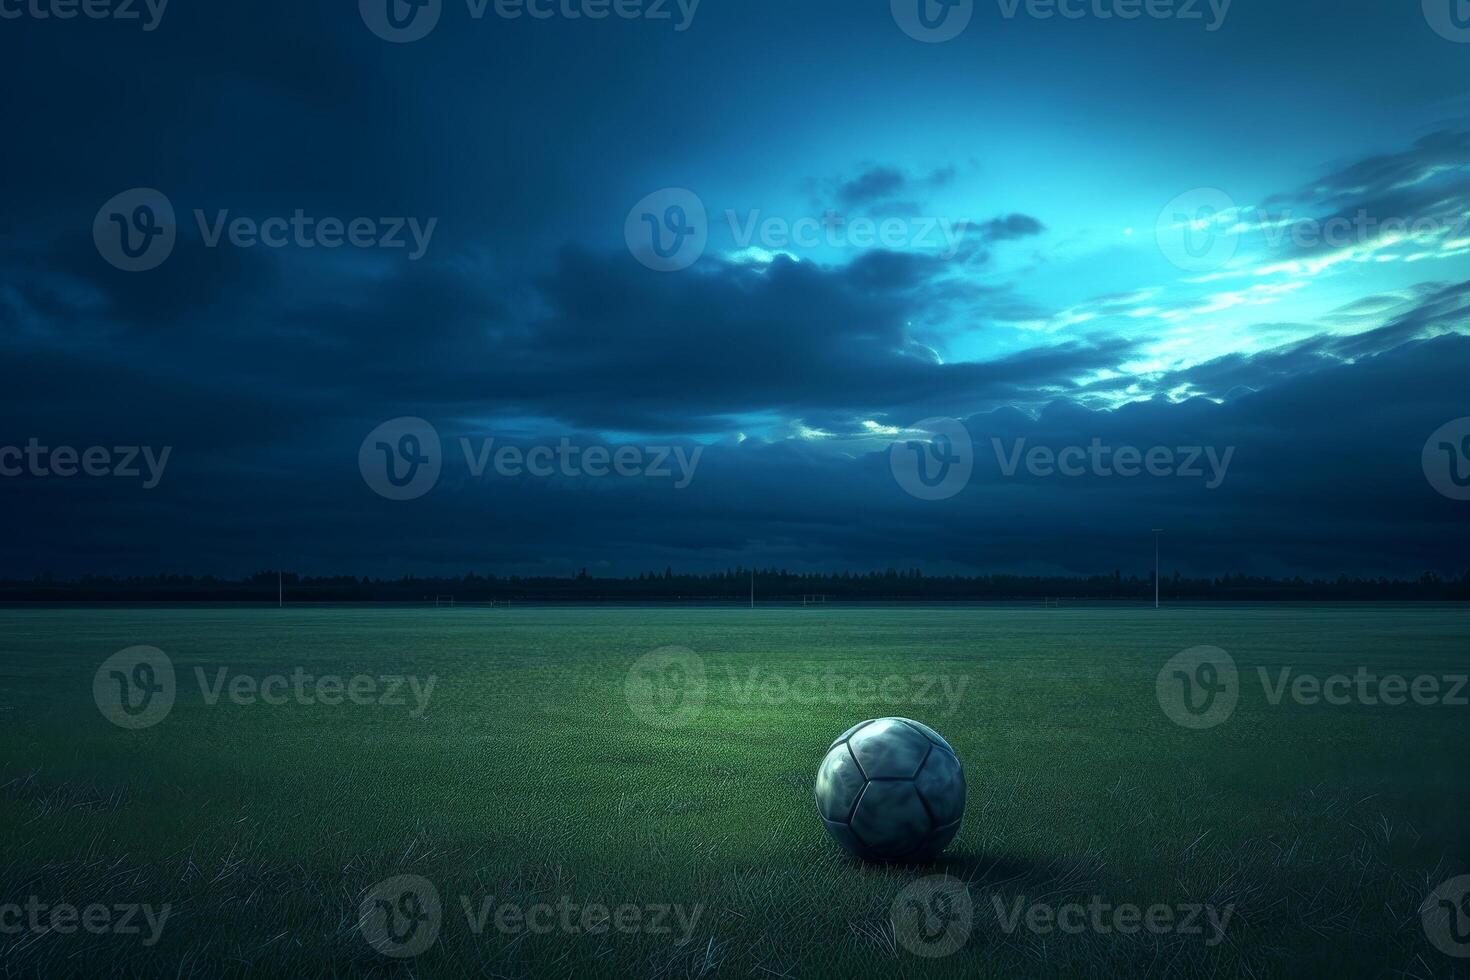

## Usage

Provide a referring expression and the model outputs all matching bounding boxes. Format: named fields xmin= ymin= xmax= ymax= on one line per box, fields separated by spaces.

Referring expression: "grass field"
xmin=1 ymin=604 xmax=1467 ymax=977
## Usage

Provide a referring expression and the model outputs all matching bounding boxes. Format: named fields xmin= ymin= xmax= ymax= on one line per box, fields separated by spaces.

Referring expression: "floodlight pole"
xmin=750 ymin=569 xmax=754 ymax=609
xmin=276 ymin=553 xmax=297 ymax=608
xmin=1152 ymin=529 xmax=1162 ymax=609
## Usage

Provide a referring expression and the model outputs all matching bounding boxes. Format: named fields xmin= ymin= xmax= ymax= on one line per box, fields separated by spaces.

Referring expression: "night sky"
xmin=3 ymin=0 xmax=1470 ymax=578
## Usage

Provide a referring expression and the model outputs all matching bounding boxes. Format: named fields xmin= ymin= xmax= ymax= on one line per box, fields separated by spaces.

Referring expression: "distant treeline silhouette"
xmin=3 ymin=567 xmax=1469 ymax=602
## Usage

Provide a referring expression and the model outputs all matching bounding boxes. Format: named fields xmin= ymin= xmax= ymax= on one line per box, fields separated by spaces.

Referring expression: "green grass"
xmin=0 ymin=604 xmax=1467 ymax=977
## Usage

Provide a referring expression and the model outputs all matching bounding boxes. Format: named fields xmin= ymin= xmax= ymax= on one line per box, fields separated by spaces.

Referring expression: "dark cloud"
xmin=3 ymin=179 xmax=1464 ymax=580
xmin=817 ymin=165 xmax=962 ymax=213
xmin=950 ymin=213 xmax=1047 ymax=264
xmin=974 ymin=214 xmax=1046 ymax=242
xmin=490 ymin=247 xmax=1134 ymax=431
xmin=1251 ymin=129 xmax=1470 ymax=265
xmin=1124 ymin=279 xmax=1470 ymax=404
xmin=837 ymin=166 xmax=908 ymax=206
xmin=3 ymin=329 xmax=1465 ymax=580
xmin=1270 ymin=131 xmax=1470 ymax=209
xmin=2 ymin=2 xmax=1466 ymax=580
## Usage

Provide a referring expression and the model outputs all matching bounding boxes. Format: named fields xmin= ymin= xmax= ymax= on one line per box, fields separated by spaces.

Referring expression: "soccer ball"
xmin=815 ymin=717 xmax=965 ymax=861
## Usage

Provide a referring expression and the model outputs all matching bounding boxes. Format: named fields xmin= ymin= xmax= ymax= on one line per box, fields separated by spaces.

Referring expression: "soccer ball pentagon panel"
xmin=815 ymin=717 xmax=965 ymax=861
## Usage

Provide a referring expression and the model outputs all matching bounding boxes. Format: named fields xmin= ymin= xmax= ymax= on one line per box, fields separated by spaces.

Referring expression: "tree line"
xmin=3 ymin=566 xmax=1468 ymax=602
